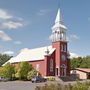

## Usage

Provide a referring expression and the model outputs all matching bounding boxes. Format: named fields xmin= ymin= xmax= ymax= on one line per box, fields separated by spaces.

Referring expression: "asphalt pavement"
xmin=0 ymin=80 xmax=90 ymax=90
xmin=0 ymin=81 xmax=46 ymax=90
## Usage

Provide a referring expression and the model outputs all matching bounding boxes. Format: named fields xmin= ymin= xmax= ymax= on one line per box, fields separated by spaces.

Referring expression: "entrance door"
xmin=61 ymin=68 xmax=65 ymax=77
xmin=56 ymin=68 xmax=58 ymax=76
xmin=61 ymin=65 xmax=66 ymax=77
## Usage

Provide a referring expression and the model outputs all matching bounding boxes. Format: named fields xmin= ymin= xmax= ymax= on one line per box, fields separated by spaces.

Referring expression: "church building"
xmin=5 ymin=8 xmax=70 ymax=77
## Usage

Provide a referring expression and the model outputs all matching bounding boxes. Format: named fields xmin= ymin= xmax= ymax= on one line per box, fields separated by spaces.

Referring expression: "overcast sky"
xmin=0 ymin=0 xmax=90 ymax=56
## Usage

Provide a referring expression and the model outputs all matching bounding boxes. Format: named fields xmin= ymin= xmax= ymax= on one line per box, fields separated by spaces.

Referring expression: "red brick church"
xmin=5 ymin=8 xmax=70 ymax=77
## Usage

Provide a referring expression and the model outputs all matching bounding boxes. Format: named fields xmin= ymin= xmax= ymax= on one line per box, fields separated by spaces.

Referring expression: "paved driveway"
xmin=0 ymin=81 xmax=46 ymax=90
xmin=0 ymin=80 xmax=89 ymax=90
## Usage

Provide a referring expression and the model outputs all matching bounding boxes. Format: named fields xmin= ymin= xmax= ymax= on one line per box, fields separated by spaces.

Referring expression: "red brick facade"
xmin=29 ymin=41 xmax=70 ymax=77
xmin=30 ymin=50 xmax=56 ymax=76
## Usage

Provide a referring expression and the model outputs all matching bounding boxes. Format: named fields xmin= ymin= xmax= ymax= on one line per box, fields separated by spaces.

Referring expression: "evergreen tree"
xmin=0 ymin=54 xmax=12 ymax=66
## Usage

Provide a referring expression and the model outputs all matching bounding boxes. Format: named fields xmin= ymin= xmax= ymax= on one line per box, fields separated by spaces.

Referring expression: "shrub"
xmin=27 ymin=69 xmax=37 ymax=80
xmin=72 ymin=81 xmax=89 ymax=90
xmin=47 ymin=76 xmax=55 ymax=81
xmin=35 ymin=81 xmax=90 ymax=90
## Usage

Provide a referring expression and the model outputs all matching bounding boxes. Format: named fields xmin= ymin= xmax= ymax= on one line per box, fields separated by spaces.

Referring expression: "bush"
xmin=35 ymin=81 xmax=90 ymax=90
xmin=27 ymin=69 xmax=37 ymax=80
xmin=72 ymin=81 xmax=90 ymax=90
xmin=47 ymin=76 xmax=55 ymax=81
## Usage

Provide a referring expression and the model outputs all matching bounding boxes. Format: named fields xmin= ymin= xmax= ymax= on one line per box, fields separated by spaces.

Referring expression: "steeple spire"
xmin=51 ymin=8 xmax=67 ymax=42
xmin=55 ymin=8 xmax=62 ymax=24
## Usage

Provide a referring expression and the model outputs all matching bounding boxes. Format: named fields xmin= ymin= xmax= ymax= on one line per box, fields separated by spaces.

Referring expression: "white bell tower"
xmin=51 ymin=8 xmax=67 ymax=42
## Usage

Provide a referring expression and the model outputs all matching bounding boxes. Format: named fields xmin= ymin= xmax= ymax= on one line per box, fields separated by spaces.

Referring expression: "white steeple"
xmin=51 ymin=8 xmax=67 ymax=42
xmin=55 ymin=8 xmax=62 ymax=24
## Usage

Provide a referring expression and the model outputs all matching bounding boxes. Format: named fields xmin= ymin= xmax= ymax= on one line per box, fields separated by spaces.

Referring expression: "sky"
xmin=0 ymin=0 xmax=90 ymax=57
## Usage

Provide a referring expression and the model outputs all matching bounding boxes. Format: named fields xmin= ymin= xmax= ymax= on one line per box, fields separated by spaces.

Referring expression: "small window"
xmin=36 ymin=64 xmax=40 ymax=71
xmin=61 ymin=55 xmax=66 ymax=61
xmin=61 ymin=44 xmax=63 ymax=51
xmin=64 ymin=45 xmax=67 ymax=52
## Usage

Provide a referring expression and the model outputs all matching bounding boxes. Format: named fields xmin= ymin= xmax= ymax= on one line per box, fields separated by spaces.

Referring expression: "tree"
xmin=0 ymin=67 xmax=5 ymax=77
xmin=17 ymin=62 xmax=33 ymax=80
xmin=80 ymin=56 xmax=90 ymax=68
xmin=0 ymin=54 xmax=12 ymax=66
xmin=2 ymin=63 xmax=15 ymax=80
xmin=71 ymin=56 xmax=90 ymax=69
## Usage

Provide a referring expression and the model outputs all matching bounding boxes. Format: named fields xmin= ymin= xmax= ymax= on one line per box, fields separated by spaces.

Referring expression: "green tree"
xmin=2 ymin=63 xmax=15 ymax=80
xmin=17 ymin=62 xmax=33 ymax=80
xmin=71 ymin=57 xmax=82 ymax=69
xmin=0 ymin=67 xmax=5 ymax=77
xmin=71 ymin=56 xmax=90 ymax=69
xmin=0 ymin=54 xmax=12 ymax=66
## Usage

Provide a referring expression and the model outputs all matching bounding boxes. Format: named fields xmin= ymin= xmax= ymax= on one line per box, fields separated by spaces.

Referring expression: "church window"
xmin=63 ymin=44 xmax=67 ymax=52
xmin=36 ymin=64 xmax=40 ymax=71
xmin=64 ymin=45 xmax=67 ymax=52
xmin=61 ymin=44 xmax=63 ymax=51
xmin=50 ymin=59 xmax=53 ymax=72
xmin=61 ymin=55 xmax=66 ymax=61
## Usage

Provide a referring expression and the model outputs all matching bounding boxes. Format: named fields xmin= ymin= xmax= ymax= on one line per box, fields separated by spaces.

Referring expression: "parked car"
xmin=0 ymin=77 xmax=9 ymax=82
xmin=31 ymin=76 xmax=47 ymax=83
